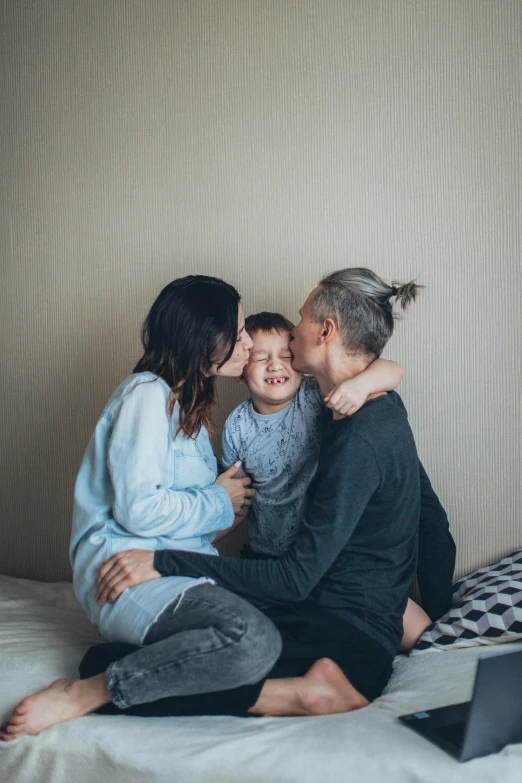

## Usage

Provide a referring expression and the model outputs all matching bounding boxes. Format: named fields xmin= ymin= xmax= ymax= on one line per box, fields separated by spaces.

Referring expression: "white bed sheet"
xmin=0 ymin=574 xmax=521 ymax=783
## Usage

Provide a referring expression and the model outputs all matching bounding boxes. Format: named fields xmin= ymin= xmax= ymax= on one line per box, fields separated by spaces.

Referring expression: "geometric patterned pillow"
xmin=411 ymin=549 xmax=522 ymax=655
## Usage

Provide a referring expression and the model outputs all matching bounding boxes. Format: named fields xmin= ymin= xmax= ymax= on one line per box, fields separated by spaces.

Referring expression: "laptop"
xmin=399 ymin=646 xmax=522 ymax=762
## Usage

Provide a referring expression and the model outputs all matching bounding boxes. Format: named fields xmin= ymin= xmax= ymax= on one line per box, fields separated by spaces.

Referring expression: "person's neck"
xmin=250 ymin=396 xmax=294 ymax=416
xmin=313 ymin=356 xmax=370 ymax=398
xmin=313 ymin=356 xmax=387 ymax=419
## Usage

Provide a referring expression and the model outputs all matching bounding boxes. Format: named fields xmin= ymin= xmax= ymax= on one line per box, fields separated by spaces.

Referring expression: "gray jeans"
xmin=106 ymin=583 xmax=282 ymax=709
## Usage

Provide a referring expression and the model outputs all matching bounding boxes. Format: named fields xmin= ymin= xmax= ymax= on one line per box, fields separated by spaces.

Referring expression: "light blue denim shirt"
xmin=70 ymin=371 xmax=234 ymax=645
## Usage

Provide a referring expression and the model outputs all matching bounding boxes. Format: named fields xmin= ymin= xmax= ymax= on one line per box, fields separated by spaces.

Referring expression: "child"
xmin=222 ymin=311 xmax=431 ymax=652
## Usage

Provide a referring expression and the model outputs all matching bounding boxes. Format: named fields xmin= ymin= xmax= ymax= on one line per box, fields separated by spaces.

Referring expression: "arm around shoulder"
xmin=325 ymin=359 xmax=403 ymax=417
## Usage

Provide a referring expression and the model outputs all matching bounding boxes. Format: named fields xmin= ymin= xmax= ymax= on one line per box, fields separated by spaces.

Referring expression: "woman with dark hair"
xmin=71 ymin=275 xmax=262 ymax=644
xmin=68 ymin=275 xmax=264 ymax=653
xmin=0 ymin=275 xmax=291 ymax=738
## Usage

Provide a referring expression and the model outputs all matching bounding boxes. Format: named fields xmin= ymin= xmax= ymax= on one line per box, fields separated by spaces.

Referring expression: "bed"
xmin=1 ymin=573 xmax=521 ymax=783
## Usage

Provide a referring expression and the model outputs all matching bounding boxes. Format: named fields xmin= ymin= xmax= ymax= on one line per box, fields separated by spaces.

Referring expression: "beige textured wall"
xmin=1 ymin=1 xmax=520 ymax=582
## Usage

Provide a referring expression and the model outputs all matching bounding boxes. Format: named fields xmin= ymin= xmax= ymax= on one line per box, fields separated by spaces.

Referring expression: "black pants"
xmin=80 ymin=600 xmax=393 ymax=717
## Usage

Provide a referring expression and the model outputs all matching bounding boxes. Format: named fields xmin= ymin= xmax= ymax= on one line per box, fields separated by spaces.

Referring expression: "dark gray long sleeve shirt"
xmin=155 ymin=392 xmax=427 ymax=655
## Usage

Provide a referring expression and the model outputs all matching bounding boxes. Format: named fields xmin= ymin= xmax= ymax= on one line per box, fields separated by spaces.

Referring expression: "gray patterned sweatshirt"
xmin=221 ymin=376 xmax=327 ymax=555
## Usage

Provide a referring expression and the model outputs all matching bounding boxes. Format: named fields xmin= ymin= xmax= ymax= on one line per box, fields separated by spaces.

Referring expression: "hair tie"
xmin=391 ymin=286 xmax=399 ymax=296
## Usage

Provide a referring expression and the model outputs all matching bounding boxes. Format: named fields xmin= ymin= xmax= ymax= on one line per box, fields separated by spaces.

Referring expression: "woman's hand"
xmin=95 ymin=550 xmax=160 ymax=606
xmin=214 ymin=462 xmax=256 ymax=514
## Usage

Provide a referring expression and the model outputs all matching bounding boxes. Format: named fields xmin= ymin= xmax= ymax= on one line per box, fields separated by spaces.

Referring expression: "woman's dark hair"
xmin=245 ymin=311 xmax=295 ymax=336
xmin=134 ymin=275 xmax=241 ymax=438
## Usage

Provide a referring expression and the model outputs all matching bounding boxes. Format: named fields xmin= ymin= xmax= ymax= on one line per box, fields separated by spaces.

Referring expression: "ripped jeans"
xmin=87 ymin=583 xmax=282 ymax=709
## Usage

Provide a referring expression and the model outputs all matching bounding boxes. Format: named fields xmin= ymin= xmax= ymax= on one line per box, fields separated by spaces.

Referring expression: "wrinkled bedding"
xmin=1 ymin=574 xmax=521 ymax=783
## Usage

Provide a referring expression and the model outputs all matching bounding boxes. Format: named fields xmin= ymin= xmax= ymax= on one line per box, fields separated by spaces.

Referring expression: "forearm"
xmin=113 ymin=484 xmax=234 ymax=539
xmin=154 ymin=547 xmax=308 ymax=604
xmin=362 ymin=358 xmax=404 ymax=393
xmin=155 ymin=434 xmax=378 ymax=604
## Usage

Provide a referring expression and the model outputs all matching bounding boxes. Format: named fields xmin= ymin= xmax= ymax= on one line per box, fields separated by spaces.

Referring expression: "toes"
xmin=0 ymin=731 xmax=21 ymax=742
xmin=3 ymin=723 xmax=24 ymax=735
xmin=0 ymin=717 xmax=28 ymax=741
xmin=13 ymin=704 xmax=28 ymax=716
xmin=0 ymin=727 xmax=19 ymax=739
xmin=8 ymin=715 xmax=26 ymax=726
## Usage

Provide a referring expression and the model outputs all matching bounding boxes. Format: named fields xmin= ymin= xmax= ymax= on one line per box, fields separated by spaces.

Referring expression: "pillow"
xmin=411 ymin=549 xmax=522 ymax=655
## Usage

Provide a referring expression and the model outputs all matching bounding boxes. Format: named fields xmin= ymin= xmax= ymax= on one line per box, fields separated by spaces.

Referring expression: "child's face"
xmin=242 ymin=330 xmax=303 ymax=410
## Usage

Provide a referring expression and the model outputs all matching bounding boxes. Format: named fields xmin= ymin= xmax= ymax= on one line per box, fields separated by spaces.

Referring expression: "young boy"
xmin=222 ymin=312 xmax=433 ymax=651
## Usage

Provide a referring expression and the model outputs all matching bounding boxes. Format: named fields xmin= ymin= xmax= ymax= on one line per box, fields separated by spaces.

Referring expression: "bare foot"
xmin=250 ymin=658 xmax=369 ymax=717
xmin=297 ymin=658 xmax=369 ymax=715
xmin=0 ymin=674 xmax=110 ymax=741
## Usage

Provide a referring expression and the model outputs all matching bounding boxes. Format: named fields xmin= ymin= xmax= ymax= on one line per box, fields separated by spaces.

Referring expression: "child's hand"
xmin=324 ymin=378 xmax=368 ymax=418
xmin=325 ymin=359 xmax=403 ymax=418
